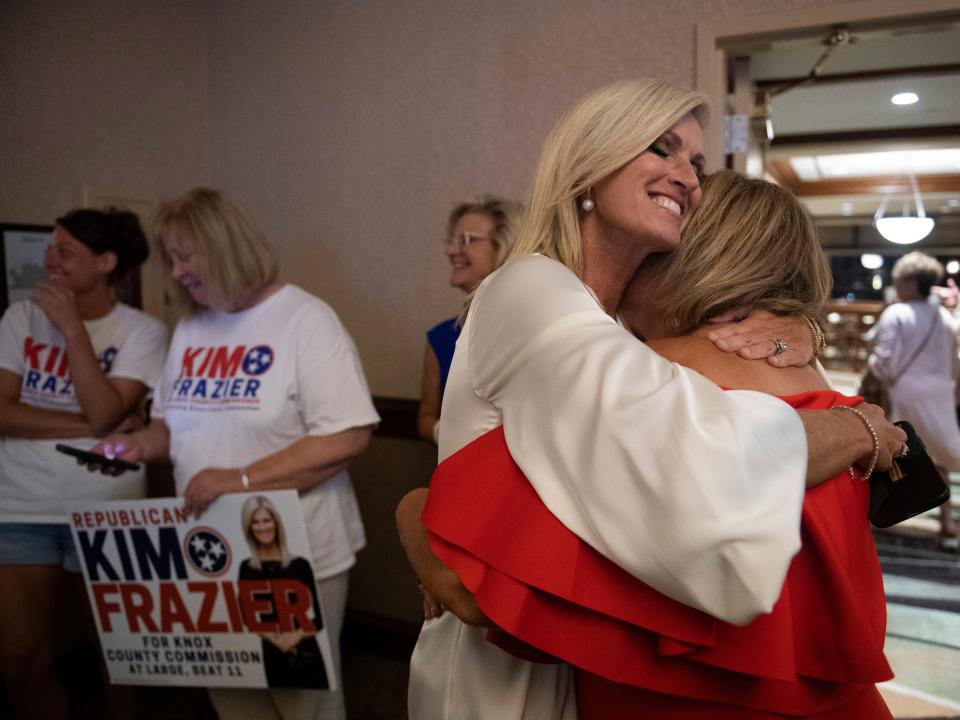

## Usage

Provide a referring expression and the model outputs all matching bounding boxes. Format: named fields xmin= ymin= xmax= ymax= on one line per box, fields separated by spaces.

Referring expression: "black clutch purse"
xmin=869 ymin=421 xmax=951 ymax=529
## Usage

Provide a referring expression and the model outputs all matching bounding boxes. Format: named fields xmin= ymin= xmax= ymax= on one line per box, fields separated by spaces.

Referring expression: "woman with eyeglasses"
xmin=416 ymin=197 xmax=521 ymax=445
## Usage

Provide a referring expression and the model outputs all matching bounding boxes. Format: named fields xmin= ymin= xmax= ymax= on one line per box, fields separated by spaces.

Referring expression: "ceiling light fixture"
xmin=874 ymin=175 xmax=934 ymax=244
xmin=860 ymin=253 xmax=883 ymax=270
xmin=891 ymin=92 xmax=919 ymax=106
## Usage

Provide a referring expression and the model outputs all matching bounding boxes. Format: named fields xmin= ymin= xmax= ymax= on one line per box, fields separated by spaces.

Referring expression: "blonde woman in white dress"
xmin=868 ymin=251 xmax=960 ymax=548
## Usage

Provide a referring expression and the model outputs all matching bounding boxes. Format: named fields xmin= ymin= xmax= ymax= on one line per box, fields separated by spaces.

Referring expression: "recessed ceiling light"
xmin=891 ymin=92 xmax=919 ymax=105
xmin=948 ymin=260 xmax=960 ymax=275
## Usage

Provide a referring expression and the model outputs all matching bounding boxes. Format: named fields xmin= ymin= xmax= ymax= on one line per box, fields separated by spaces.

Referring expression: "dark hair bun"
xmin=55 ymin=207 xmax=149 ymax=282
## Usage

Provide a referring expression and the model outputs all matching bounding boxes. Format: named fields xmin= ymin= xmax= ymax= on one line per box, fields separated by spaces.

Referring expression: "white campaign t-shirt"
xmin=0 ymin=300 xmax=168 ymax=523
xmin=153 ymin=285 xmax=380 ymax=579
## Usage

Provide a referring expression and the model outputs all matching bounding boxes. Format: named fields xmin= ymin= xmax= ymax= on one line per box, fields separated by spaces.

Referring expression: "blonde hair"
xmin=240 ymin=495 xmax=294 ymax=569
xmin=509 ymin=79 xmax=709 ymax=276
xmin=446 ymin=195 xmax=522 ymax=267
xmin=154 ymin=187 xmax=278 ymax=312
xmin=892 ymin=251 xmax=943 ymax=297
xmin=645 ymin=170 xmax=831 ymax=334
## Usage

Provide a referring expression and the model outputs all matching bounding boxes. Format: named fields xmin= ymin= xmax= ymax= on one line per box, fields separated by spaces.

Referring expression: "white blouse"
xmin=441 ymin=254 xmax=807 ymax=623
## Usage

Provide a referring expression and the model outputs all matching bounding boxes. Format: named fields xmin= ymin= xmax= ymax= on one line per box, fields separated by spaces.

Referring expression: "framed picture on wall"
xmin=0 ymin=223 xmax=53 ymax=314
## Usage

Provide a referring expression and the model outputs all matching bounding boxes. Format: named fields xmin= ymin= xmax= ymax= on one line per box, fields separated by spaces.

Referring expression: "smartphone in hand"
xmin=55 ymin=444 xmax=140 ymax=473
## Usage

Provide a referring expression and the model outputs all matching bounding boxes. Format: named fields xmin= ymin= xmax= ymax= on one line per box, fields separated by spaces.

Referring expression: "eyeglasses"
xmin=444 ymin=232 xmax=493 ymax=250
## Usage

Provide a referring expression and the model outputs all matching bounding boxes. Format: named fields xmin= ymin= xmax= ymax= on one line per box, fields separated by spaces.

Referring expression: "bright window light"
xmin=789 ymin=148 xmax=960 ymax=181
xmin=891 ymin=92 xmax=919 ymax=105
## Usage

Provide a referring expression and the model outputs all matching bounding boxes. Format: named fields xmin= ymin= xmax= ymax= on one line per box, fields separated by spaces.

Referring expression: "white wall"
xmin=0 ymin=0 xmax=210 ymax=223
xmin=201 ymin=0 xmax=845 ymax=397
xmin=3 ymin=0 xmax=847 ymax=397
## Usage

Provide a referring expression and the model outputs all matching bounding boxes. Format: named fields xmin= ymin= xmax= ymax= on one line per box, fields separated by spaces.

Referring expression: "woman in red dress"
xmin=407 ymin=171 xmax=893 ymax=718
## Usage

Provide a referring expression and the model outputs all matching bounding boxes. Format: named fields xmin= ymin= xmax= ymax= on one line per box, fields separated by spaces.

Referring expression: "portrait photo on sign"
xmin=69 ymin=490 xmax=337 ymax=690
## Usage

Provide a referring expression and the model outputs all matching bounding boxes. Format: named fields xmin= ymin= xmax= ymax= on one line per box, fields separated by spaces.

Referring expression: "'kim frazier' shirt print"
xmin=20 ymin=336 xmax=118 ymax=409
xmin=166 ymin=345 xmax=275 ymax=411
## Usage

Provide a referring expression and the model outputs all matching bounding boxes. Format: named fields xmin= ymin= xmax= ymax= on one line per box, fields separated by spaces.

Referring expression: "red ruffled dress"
xmin=423 ymin=391 xmax=893 ymax=719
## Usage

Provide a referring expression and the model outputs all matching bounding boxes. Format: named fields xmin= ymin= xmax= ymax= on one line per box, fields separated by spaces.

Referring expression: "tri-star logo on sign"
xmin=69 ymin=492 xmax=336 ymax=690
xmin=167 ymin=345 xmax=274 ymax=410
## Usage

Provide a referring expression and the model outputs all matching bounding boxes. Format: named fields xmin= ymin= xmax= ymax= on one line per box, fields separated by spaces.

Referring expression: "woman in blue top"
xmin=417 ymin=197 xmax=520 ymax=443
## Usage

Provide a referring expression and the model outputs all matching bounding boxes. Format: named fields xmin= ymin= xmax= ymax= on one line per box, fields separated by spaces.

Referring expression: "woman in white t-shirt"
xmin=96 ymin=187 xmax=380 ymax=720
xmin=0 ymin=208 xmax=167 ymax=719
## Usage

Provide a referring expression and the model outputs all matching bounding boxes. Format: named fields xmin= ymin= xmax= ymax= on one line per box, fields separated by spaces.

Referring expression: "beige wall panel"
xmin=203 ymin=0 xmax=843 ymax=398
xmin=0 ymin=0 xmax=210 ymax=226
xmin=347 ymin=436 xmax=437 ymax=623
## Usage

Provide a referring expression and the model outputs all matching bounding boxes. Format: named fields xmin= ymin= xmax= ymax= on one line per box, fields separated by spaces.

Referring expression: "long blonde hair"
xmin=645 ymin=170 xmax=832 ymax=334
xmin=240 ymin=495 xmax=294 ymax=569
xmin=154 ymin=188 xmax=278 ymax=312
xmin=509 ymin=79 xmax=709 ymax=277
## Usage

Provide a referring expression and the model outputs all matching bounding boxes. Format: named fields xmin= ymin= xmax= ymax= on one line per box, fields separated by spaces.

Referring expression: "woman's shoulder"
xmin=113 ymin=303 xmax=167 ymax=335
xmin=472 ymin=254 xmax=600 ymax=326
xmin=0 ymin=299 xmax=33 ymax=327
xmin=427 ymin=317 xmax=460 ymax=346
xmin=428 ymin=316 xmax=459 ymax=335
xmin=878 ymin=301 xmax=915 ymax=321
xmin=648 ymin=334 xmax=827 ymax=395
xmin=487 ymin=254 xmax=581 ymax=291
xmin=274 ymin=285 xmax=343 ymax=327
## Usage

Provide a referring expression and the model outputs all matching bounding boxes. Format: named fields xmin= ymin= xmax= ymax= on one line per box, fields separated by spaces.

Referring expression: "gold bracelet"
xmin=834 ymin=405 xmax=879 ymax=480
xmin=800 ymin=314 xmax=826 ymax=359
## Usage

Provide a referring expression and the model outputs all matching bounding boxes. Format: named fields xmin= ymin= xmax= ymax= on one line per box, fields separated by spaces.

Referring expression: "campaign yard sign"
xmin=69 ymin=491 xmax=337 ymax=690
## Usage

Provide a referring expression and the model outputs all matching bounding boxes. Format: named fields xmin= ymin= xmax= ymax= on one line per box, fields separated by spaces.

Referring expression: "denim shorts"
xmin=0 ymin=522 xmax=81 ymax=573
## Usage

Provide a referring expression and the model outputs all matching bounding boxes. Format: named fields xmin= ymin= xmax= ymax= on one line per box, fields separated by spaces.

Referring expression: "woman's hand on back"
xmin=706 ymin=310 xmax=815 ymax=368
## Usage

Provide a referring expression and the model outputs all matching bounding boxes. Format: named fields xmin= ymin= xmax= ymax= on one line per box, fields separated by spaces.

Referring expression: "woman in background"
xmin=240 ymin=495 xmax=330 ymax=690
xmin=96 ymin=188 xmax=380 ymax=719
xmin=0 ymin=208 xmax=166 ymax=719
xmin=417 ymin=196 xmax=520 ymax=443
xmin=868 ymin=251 xmax=960 ymax=549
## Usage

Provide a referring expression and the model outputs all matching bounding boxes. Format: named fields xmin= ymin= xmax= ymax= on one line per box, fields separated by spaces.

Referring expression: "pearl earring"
xmin=580 ymin=189 xmax=594 ymax=212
